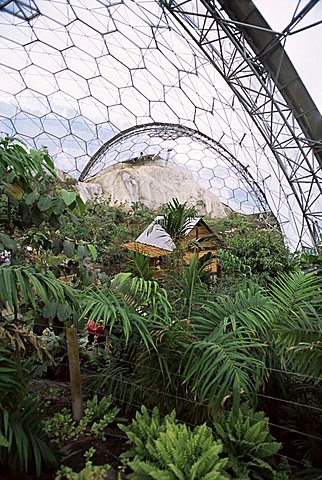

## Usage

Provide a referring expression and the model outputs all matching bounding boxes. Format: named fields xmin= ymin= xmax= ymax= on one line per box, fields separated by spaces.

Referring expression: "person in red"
xmin=95 ymin=320 xmax=106 ymax=345
xmin=87 ymin=320 xmax=96 ymax=345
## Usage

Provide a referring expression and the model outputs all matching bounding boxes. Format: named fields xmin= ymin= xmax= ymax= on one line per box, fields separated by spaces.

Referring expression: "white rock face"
xmin=75 ymin=181 xmax=104 ymax=203
xmin=86 ymin=159 xmax=228 ymax=218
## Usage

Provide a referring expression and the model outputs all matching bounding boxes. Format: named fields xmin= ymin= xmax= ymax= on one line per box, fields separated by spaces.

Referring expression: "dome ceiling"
xmin=0 ymin=0 xmax=321 ymax=249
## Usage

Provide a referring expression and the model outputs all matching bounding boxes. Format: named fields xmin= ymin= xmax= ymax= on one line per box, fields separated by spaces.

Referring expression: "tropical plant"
xmin=270 ymin=270 xmax=322 ymax=381
xmin=182 ymin=283 xmax=275 ymax=415
xmin=207 ymin=212 xmax=296 ymax=286
xmin=81 ymin=285 xmax=154 ymax=349
xmin=55 ymin=448 xmax=110 ymax=480
xmin=214 ymin=404 xmax=283 ymax=479
xmin=125 ymin=251 xmax=157 ymax=280
xmin=120 ymin=406 xmax=228 ymax=479
xmin=0 ymin=136 xmax=83 ymax=250
xmin=0 ymin=265 xmax=76 ymax=314
xmin=0 ymin=348 xmax=58 ymax=476
xmin=43 ymin=394 xmax=119 ymax=444
xmin=156 ymin=198 xmax=198 ymax=245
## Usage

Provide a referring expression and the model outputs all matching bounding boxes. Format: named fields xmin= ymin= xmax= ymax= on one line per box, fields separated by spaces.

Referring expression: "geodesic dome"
xmin=0 ymin=0 xmax=321 ymax=249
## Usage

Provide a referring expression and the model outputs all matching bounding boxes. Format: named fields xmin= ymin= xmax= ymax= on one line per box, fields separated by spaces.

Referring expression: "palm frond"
xmin=81 ymin=287 xmax=155 ymax=350
xmin=156 ymin=198 xmax=198 ymax=244
xmin=0 ymin=265 xmax=76 ymax=314
xmin=0 ymin=348 xmax=26 ymax=407
xmin=270 ymin=270 xmax=321 ymax=314
xmin=191 ymin=283 xmax=276 ymax=339
xmin=126 ymin=251 xmax=157 ymax=280
xmin=112 ymin=274 xmax=171 ymax=321
xmin=173 ymin=254 xmax=211 ymax=319
xmin=183 ymin=326 xmax=268 ymax=414
xmin=270 ymin=271 xmax=322 ymax=381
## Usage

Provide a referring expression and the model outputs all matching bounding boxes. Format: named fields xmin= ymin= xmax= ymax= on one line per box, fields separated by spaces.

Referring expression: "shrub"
xmin=43 ymin=394 xmax=119 ymax=444
xmin=213 ymin=404 xmax=283 ymax=479
xmin=55 ymin=447 xmax=110 ymax=480
xmin=0 ymin=348 xmax=58 ymax=476
xmin=120 ymin=406 xmax=228 ymax=479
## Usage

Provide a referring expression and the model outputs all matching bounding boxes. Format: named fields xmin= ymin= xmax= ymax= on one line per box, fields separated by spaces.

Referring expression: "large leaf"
xmin=24 ymin=191 xmax=39 ymax=206
xmin=60 ymin=189 xmax=77 ymax=206
xmin=87 ymin=243 xmax=98 ymax=261
xmin=57 ymin=302 xmax=73 ymax=322
xmin=37 ymin=195 xmax=53 ymax=211
xmin=0 ymin=233 xmax=17 ymax=252
xmin=63 ymin=239 xmax=75 ymax=258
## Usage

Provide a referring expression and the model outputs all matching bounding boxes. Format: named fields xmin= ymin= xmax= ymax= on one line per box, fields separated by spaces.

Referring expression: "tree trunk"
xmin=66 ymin=327 xmax=83 ymax=421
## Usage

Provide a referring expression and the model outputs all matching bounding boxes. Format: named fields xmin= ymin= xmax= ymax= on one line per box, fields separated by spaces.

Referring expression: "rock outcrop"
xmin=86 ymin=159 xmax=228 ymax=218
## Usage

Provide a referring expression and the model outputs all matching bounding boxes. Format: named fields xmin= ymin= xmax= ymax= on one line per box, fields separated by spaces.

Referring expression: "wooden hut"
xmin=124 ymin=216 xmax=218 ymax=274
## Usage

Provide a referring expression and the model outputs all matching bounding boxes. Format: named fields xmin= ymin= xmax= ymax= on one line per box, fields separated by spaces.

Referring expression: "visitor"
xmin=96 ymin=319 xmax=106 ymax=345
xmin=87 ymin=320 xmax=96 ymax=345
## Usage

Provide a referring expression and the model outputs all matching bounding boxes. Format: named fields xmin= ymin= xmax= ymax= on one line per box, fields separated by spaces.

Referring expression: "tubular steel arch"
xmin=80 ymin=122 xmax=270 ymax=214
xmin=159 ymin=0 xmax=322 ymax=247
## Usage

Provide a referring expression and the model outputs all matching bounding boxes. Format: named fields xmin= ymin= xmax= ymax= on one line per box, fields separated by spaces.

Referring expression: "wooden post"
xmin=66 ymin=327 xmax=83 ymax=421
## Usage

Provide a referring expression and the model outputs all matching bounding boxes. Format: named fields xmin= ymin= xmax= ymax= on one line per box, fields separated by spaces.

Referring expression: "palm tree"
xmin=155 ymin=198 xmax=198 ymax=246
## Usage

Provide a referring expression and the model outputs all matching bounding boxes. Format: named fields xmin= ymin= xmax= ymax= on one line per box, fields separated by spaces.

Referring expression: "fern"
xmin=119 ymin=406 xmax=177 ymax=460
xmin=214 ymin=404 xmax=282 ymax=479
xmin=120 ymin=406 xmax=228 ymax=479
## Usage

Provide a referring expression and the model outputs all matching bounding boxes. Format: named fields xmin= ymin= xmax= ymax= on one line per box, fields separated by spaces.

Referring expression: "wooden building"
xmin=124 ymin=216 xmax=218 ymax=274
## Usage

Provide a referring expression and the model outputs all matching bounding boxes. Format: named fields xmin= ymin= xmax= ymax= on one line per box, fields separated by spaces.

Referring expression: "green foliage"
xmin=43 ymin=394 xmax=119 ymax=444
xmin=0 ymin=348 xmax=57 ymax=476
xmin=214 ymin=404 xmax=282 ymax=479
xmin=120 ymin=406 xmax=228 ymax=479
xmin=126 ymin=251 xmax=157 ymax=280
xmin=217 ymin=249 xmax=251 ymax=276
xmin=208 ymin=212 xmax=296 ymax=286
xmin=0 ymin=136 xmax=55 ymax=187
xmin=59 ymin=200 xmax=156 ymax=270
xmin=0 ymin=265 xmax=76 ymax=314
xmin=226 ymin=229 xmax=295 ymax=283
xmin=119 ymin=406 xmax=177 ymax=460
xmin=0 ymin=137 xmax=83 ymax=244
xmin=55 ymin=448 xmax=110 ymax=480
xmin=81 ymin=286 xmax=154 ymax=348
xmin=112 ymin=273 xmax=171 ymax=319
xmin=183 ymin=284 xmax=275 ymax=414
xmin=156 ymin=198 xmax=198 ymax=245
xmin=270 ymin=270 xmax=322 ymax=381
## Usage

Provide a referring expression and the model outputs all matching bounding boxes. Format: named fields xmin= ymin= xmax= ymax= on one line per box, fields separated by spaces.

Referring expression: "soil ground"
xmin=2 ymin=379 xmax=129 ymax=480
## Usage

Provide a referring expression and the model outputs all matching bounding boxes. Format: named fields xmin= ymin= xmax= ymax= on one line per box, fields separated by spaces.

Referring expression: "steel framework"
xmin=159 ymin=0 xmax=322 ymax=246
xmin=80 ymin=122 xmax=270 ymax=214
xmin=0 ymin=0 xmax=321 ymax=249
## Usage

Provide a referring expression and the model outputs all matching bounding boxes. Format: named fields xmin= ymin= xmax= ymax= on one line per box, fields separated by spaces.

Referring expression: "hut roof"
xmin=135 ymin=217 xmax=175 ymax=252
xmin=123 ymin=241 xmax=173 ymax=258
xmin=124 ymin=216 xmax=214 ymax=258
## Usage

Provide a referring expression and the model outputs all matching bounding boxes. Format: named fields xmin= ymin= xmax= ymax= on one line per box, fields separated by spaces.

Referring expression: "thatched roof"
xmin=123 ymin=242 xmax=173 ymax=258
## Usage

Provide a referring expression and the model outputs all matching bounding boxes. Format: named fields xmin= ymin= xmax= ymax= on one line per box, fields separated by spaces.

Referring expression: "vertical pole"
xmin=66 ymin=327 xmax=83 ymax=421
